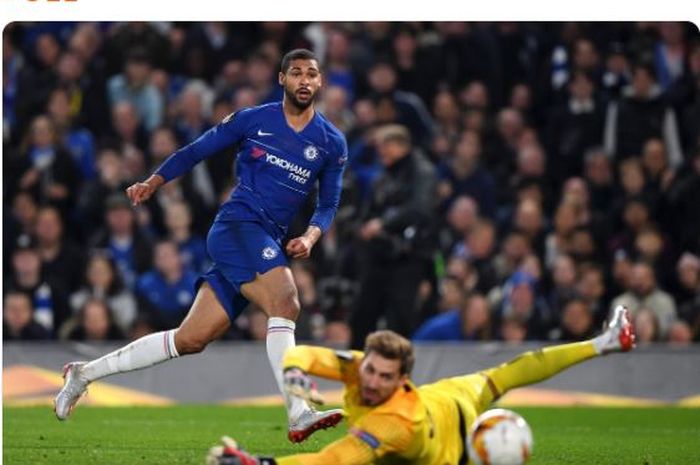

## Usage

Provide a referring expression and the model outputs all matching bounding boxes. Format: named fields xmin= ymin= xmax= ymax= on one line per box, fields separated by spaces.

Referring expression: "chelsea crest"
xmin=304 ymin=145 xmax=319 ymax=161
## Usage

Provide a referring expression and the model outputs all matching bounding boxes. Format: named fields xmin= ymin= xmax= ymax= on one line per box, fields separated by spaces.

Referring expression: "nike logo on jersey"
xmin=257 ymin=129 xmax=274 ymax=136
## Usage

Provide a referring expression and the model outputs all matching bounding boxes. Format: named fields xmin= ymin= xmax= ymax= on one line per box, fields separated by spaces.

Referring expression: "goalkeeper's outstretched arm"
xmin=283 ymin=346 xmax=362 ymax=381
xmin=208 ymin=433 xmax=376 ymax=465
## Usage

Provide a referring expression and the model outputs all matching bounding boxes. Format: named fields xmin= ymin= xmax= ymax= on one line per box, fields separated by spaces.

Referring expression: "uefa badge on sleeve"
xmin=304 ymin=145 xmax=319 ymax=161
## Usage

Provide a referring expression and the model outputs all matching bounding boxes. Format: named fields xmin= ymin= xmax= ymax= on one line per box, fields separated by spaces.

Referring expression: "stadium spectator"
xmin=14 ymin=32 xmax=61 ymax=132
xmin=5 ymin=191 xmax=39 ymax=255
xmin=3 ymin=290 xmax=51 ymax=340
xmin=366 ymin=61 xmax=435 ymax=149
xmin=667 ymin=320 xmax=694 ymax=345
xmin=351 ymin=124 xmax=437 ymax=348
xmin=511 ymin=197 xmax=547 ymax=259
xmin=583 ymin=147 xmax=615 ymax=215
xmin=62 ymin=298 xmax=125 ymax=341
xmin=545 ymin=70 xmax=606 ymax=180
xmin=546 ymin=254 xmax=579 ymax=320
xmin=575 ymin=262 xmax=608 ymax=324
xmin=673 ymin=252 xmax=700 ymax=326
xmin=493 ymin=229 xmax=531 ymax=282
xmin=244 ymin=52 xmax=281 ymax=104
xmin=633 ymin=307 xmax=661 ymax=344
xmin=654 ymin=22 xmax=687 ymax=92
xmin=46 ymin=85 xmax=97 ymax=180
xmin=413 ymin=293 xmax=491 ymax=341
xmin=135 ymin=240 xmax=197 ymax=329
xmin=76 ymin=146 xmax=130 ymax=235
xmin=89 ymin=193 xmax=154 ymax=289
xmin=499 ymin=316 xmax=528 ymax=343
xmin=633 ymin=226 xmax=675 ymax=288
xmin=611 ymin=262 xmax=678 ymax=338
xmin=34 ymin=206 xmax=85 ymax=293
xmin=102 ymin=23 xmax=170 ymax=76
xmin=109 ymin=100 xmax=149 ymax=156
xmin=437 ymin=130 xmax=497 ymax=217
xmin=544 ymin=201 xmax=578 ymax=268
xmin=553 ymin=297 xmax=596 ymax=341
xmin=164 ymin=201 xmax=209 ymax=273
xmin=496 ymin=270 xmax=551 ymax=340
xmin=460 ymin=219 xmax=499 ymax=294
xmin=323 ymin=28 xmax=356 ymax=101
xmin=174 ymin=80 xmax=212 ymax=145
xmin=5 ymin=115 xmax=80 ymax=216
xmin=69 ymin=253 xmax=138 ymax=333
xmin=317 ymin=85 xmax=355 ymax=135
xmin=437 ymin=195 xmax=480 ymax=256
xmin=604 ymin=63 xmax=683 ymax=168
xmin=323 ymin=320 xmax=352 ymax=345
xmin=107 ymin=48 xmax=163 ymax=131
xmin=6 ymin=234 xmax=70 ymax=335
xmin=508 ymin=143 xmax=553 ymax=207
xmin=147 ymin=126 xmax=214 ymax=234
xmin=667 ymin=149 xmax=700 ymax=252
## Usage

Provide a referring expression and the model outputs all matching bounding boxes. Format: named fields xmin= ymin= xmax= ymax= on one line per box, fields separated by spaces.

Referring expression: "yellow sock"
xmin=484 ymin=341 xmax=599 ymax=398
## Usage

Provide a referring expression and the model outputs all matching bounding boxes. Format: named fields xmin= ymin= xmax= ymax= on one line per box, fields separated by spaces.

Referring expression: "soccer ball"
xmin=467 ymin=408 xmax=533 ymax=465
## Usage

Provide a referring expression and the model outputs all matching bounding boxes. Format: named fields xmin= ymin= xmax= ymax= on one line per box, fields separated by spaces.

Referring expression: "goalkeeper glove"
xmin=283 ymin=367 xmax=325 ymax=406
xmin=205 ymin=436 xmax=276 ymax=465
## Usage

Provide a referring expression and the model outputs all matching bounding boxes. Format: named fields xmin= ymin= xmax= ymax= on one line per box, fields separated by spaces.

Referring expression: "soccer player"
xmin=208 ymin=305 xmax=635 ymax=465
xmin=54 ymin=49 xmax=347 ymax=442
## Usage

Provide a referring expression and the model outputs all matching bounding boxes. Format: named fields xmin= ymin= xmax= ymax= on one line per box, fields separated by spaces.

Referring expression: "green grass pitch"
xmin=4 ymin=406 xmax=700 ymax=464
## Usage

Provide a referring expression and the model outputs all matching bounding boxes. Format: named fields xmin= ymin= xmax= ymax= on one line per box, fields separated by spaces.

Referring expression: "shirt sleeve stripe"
xmin=350 ymin=428 xmax=381 ymax=449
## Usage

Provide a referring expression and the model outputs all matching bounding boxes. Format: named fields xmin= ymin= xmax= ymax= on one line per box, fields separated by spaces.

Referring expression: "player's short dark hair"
xmin=280 ymin=48 xmax=319 ymax=73
xmin=364 ymin=330 xmax=415 ymax=375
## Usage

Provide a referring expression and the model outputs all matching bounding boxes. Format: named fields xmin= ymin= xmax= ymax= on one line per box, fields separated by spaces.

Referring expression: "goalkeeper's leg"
xmin=485 ymin=305 xmax=635 ymax=400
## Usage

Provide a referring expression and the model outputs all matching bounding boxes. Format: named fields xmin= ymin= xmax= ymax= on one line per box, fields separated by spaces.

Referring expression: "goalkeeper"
xmin=209 ymin=305 xmax=635 ymax=465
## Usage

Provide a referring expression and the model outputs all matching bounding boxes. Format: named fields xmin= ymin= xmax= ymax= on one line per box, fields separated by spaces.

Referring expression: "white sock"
xmin=81 ymin=330 xmax=180 ymax=382
xmin=266 ymin=317 xmax=309 ymax=421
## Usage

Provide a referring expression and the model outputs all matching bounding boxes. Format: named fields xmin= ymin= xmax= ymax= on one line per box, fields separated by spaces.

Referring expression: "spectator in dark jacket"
xmin=3 ymin=290 xmax=51 ymax=340
xmin=351 ymin=124 xmax=438 ymax=348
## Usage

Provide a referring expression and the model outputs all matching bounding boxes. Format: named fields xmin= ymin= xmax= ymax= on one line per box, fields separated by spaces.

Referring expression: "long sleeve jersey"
xmin=154 ymin=102 xmax=348 ymax=237
xmin=279 ymin=346 xmax=479 ymax=465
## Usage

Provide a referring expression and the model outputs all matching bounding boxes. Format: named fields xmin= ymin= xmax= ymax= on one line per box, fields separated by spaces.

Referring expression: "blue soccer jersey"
xmin=153 ymin=102 xmax=347 ymax=321
xmin=155 ymin=102 xmax=348 ymax=238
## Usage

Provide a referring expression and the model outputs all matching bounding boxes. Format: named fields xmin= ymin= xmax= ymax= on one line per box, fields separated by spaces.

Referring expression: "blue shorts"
xmin=195 ymin=220 xmax=288 ymax=322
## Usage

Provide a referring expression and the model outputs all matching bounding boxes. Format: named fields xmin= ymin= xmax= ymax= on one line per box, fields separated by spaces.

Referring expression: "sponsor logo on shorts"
xmin=262 ymin=247 xmax=278 ymax=260
xmin=304 ymin=145 xmax=319 ymax=161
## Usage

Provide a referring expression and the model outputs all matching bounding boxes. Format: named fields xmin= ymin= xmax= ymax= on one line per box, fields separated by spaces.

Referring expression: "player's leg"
xmin=240 ymin=266 xmax=343 ymax=442
xmin=241 ymin=266 xmax=302 ymax=412
xmin=482 ymin=305 xmax=635 ymax=404
xmin=426 ymin=305 xmax=636 ymax=421
xmin=54 ymin=283 xmax=229 ymax=420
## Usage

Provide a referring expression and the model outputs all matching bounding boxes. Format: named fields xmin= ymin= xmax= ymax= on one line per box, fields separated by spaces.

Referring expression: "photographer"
xmin=350 ymin=124 xmax=438 ymax=348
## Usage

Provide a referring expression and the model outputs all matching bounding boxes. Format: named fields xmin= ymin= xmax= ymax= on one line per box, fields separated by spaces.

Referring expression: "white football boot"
xmin=596 ymin=305 xmax=636 ymax=354
xmin=288 ymin=408 xmax=344 ymax=443
xmin=54 ymin=361 xmax=89 ymax=420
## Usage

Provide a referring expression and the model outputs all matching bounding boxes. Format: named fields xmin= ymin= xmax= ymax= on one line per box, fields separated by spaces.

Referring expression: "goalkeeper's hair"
xmin=364 ymin=330 xmax=415 ymax=375
xmin=280 ymin=48 xmax=319 ymax=73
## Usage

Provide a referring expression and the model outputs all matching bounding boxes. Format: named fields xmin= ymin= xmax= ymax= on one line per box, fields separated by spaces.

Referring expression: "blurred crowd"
xmin=3 ymin=22 xmax=700 ymax=347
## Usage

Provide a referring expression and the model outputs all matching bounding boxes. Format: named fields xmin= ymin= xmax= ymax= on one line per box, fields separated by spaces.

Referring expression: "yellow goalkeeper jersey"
xmin=282 ymin=346 xmax=495 ymax=465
